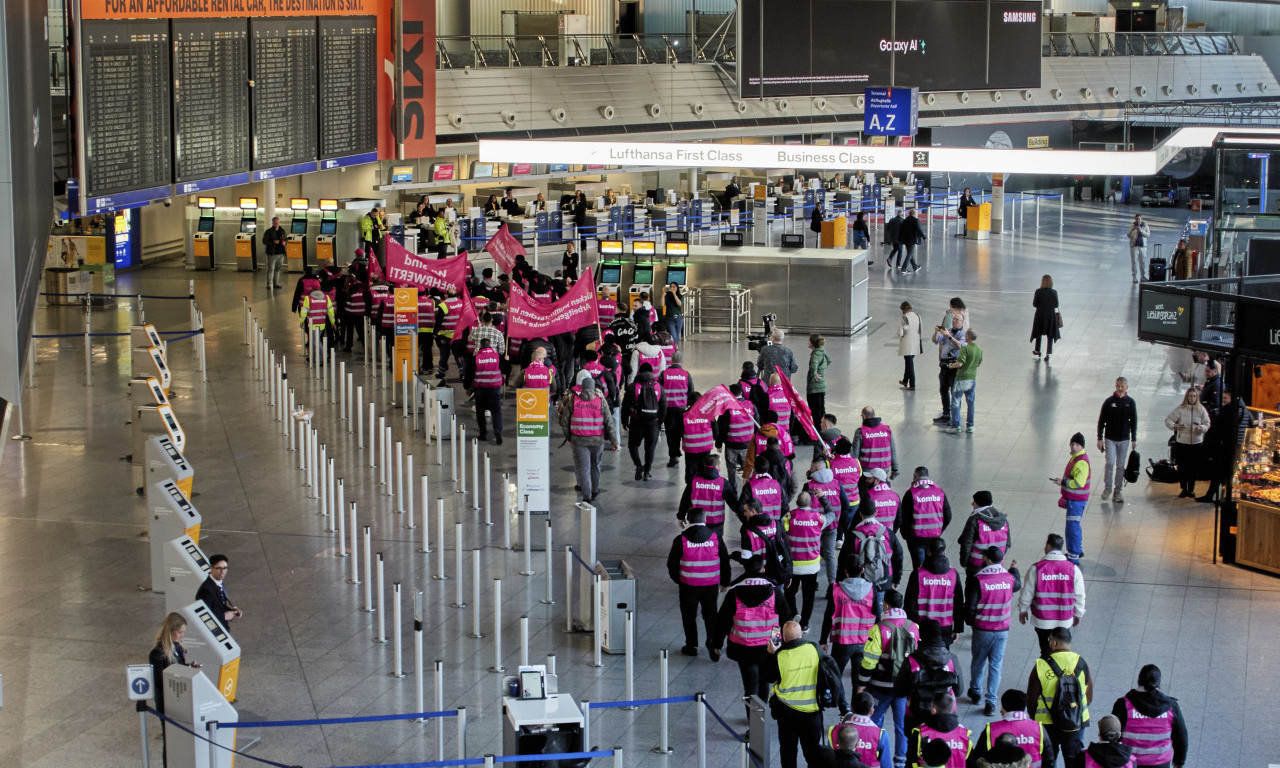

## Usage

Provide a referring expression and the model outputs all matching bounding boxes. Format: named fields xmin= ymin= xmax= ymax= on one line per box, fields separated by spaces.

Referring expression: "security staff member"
xmin=1027 ymin=627 xmax=1093 ymax=768
xmin=666 ymin=508 xmax=730 ymax=659
xmin=768 ymin=620 xmax=833 ymax=768
xmin=711 ymin=555 xmax=792 ymax=706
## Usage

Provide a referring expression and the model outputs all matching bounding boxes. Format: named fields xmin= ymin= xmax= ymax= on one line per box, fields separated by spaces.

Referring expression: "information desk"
xmin=667 ymin=244 xmax=869 ymax=335
xmin=502 ymin=693 xmax=585 ymax=763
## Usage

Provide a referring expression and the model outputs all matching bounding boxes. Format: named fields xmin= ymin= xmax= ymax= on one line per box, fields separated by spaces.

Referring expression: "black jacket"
xmin=884 ymin=216 xmax=903 ymax=245
xmin=607 ymin=317 xmax=640 ymax=356
xmin=897 ymin=215 xmax=926 ymax=246
xmin=262 ymin=225 xmax=286 ymax=255
xmin=148 ymin=642 xmax=187 ymax=713
xmin=679 ymin=464 xmax=742 ymax=522
xmin=196 ymin=576 xmax=234 ymax=631
xmin=904 ymin=554 xmax=966 ymax=632
xmin=621 ymin=370 xmax=665 ymax=428
xmin=711 ymin=576 xmax=792 ymax=652
xmin=1111 ymin=689 xmax=1189 ymax=767
xmin=899 ymin=484 xmax=953 ymax=540
xmin=1083 ymin=742 xmax=1135 ymax=768
xmin=1097 ymin=394 xmax=1138 ymax=442
xmin=667 ymin=524 xmax=731 ymax=587
xmin=963 ymin=565 xmax=1022 ymax=628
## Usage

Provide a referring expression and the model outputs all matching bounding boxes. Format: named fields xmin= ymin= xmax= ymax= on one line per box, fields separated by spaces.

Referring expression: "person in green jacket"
xmin=807 ymin=333 xmax=832 ymax=429
xmin=359 ymin=209 xmax=377 ymax=255
xmin=946 ymin=330 xmax=982 ymax=433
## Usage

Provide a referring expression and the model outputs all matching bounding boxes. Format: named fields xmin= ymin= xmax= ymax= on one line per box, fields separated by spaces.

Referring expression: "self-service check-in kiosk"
xmin=598 ymin=261 xmax=621 ymax=316
xmin=315 ymin=199 xmax=338 ymax=265
xmin=150 ymin=479 xmax=201 ymax=590
xmin=147 ymin=431 xmax=194 ymax=490
xmin=134 ymin=406 xmax=186 ymax=473
xmin=193 ymin=197 xmax=216 ymax=271
xmin=164 ymin=535 xmax=210 ymax=615
xmin=629 ymin=245 xmax=656 ymax=314
xmin=286 ymin=198 xmax=309 ymax=272
xmin=130 ymin=374 xmax=169 ymax=414
xmin=234 ymin=197 xmax=258 ymax=272
xmin=180 ymin=601 xmax=242 ymax=703
xmin=163 ymin=664 xmax=238 ymax=768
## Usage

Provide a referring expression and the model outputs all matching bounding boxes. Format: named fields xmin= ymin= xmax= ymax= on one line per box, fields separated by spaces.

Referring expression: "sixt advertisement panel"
xmin=1138 ymin=289 xmax=1192 ymax=343
xmin=739 ymin=0 xmax=1042 ymax=99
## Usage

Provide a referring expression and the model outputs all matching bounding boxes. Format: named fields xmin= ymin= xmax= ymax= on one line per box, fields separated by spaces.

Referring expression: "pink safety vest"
xmin=908 ymin=481 xmax=946 ymax=539
xmin=807 ymin=479 xmax=843 ymax=530
xmin=785 ymin=506 xmax=824 ymax=565
xmin=417 ymin=295 xmax=435 ymax=331
xmin=831 ymin=582 xmax=876 ymax=645
xmin=522 ymin=362 xmax=554 ymax=389
xmin=767 ymin=385 xmax=792 ymax=425
xmin=682 ymin=414 xmax=714 ymax=454
xmin=300 ymin=277 xmax=321 ymax=295
xmin=438 ymin=297 xmax=464 ymax=335
xmin=745 ymin=519 xmax=778 ymax=558
xmin=1030 ymin=558 xmax=1076 ymax=622
xmin=569 ymin=395 xmax=605 ymax=436
xmin=747 ymin=476 xmax=783 ymax=518
xmin=583 ymin=361 xmax=606 ymax=379
xmin=988 ymin=715 xmax=1045 ymax=768
xmin=306 ymin=296 xmax=329 ymax=328
xmin=754 ymin=430 xmax=794 ymax=459
xmin=658 ymin=344 xmax=677 ymax=366
xmin=474 ymin=348 xmax=502 ymax=389
xmin=1061 ymin=452 xmax=1091 ymax=503
xmin=346 ymin=289 xmax=367 ymax=316
xmin=597 ymin=299 xmax=617 ymax=324
xmin=678 ymin=534 xmax=721 ymax=587
xmin=740 ymin=377 xmax=761 ymax=403
xmin=916 ymin=567 xmax=958 ymax=626
xmin=638 ymin=349 xmax=663 ymax=372
xmin=728 ymin=587 xmax=777 ymax=647
xmin=867 ymin=482 xmax=900 ymax=529
xmin=859 ymin=424 xmax=893 ymax=469
xmin=967 ymin=517 xmax=1010 ymax=568
xmin=972 ymin=565 xmax=1017 ymax=631
xmin=831 ymin=455 xmax=862 ymax=501
xmin=690 ymin=475 xmax=727 ymax=526
xmin=1121 ymin=698 xmax=1175 ymax=766
xmin=917 ymin=723 xmax=971 ymax=768
xmin=828 ymin=716 xmax=882 ymax=766
xmin=726 ymin=407 xmax=755 ymax=444
xmin=659 ymin=367 xmax=691 ymax=408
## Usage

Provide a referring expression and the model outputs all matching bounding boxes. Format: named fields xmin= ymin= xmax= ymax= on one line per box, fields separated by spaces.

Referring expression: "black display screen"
xmin=739 ymin=0 xmax=1041 ymax=98
xmin=290 ymin=218 xmax=308 ymax=235
xmin=319 ymin=219 xmax=337 ymax=236
xmin=197 ymin=217 xmax=215 ymax=233
xmin=173 ymin=20 xmax=250 ymax=183
xmin=81 ymin=20 xmax=172 ymax=199
xmin=251 ymin=19 xmax=319 ymax=171
xmin=318 ymin=17 xmax=378 ymax=160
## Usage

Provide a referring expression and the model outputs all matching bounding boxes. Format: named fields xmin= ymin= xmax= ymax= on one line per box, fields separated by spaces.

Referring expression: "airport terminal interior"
xmin=5 ymin=1 xmax=1280 ymax=768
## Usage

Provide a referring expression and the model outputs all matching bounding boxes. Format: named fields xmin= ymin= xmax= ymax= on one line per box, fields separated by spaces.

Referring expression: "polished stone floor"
xmin=2 ymin=199 xmax=1276 ymax=768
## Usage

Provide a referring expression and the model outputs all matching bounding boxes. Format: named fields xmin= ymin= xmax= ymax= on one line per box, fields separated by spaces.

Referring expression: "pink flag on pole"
xmin=690 ymin=384 xmax=755 ymax=420
xmin=774 ymin=365 xmax=820 ymax=442
xmin=382 ymin=238 xmax=468 ymax=292
xmin=484 ymin=223 xmax=526 ymax=275
xmin=366 ymin=248 xmax=384 ymax=282
xmin=505 ymin=271 xmax=599 ymax=339
xmin=452 ymin=283 xmax=480 ymax=334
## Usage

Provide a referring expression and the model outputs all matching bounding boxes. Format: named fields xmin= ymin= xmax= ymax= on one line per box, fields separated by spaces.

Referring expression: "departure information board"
xmin=173 ymin=20 xmax=250 ymax=185
xmin=319 ymin=17 xmax=378 ymax=163
xmin=81 ymin=20 xmax=172 ymax=206
xmin=251 ymin=19 xmax=319 ymax=172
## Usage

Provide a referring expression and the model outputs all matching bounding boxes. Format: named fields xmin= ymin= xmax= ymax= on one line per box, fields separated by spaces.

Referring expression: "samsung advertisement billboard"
xmin=739 ymin=0 xmax=1043 ymax=99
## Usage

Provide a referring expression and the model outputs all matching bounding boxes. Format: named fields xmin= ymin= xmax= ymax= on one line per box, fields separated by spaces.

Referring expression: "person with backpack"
xmin=767 ymin=620 xmax=849 ymax=768
xmin=904 ymin=538 xmax=964 ymax=648
xmin=820 ymin=562 xmax=877 ymax=683
xmin=964 ymin=547 xmax=1022 ymax=717
xmin=956 ymin=491 xmax=1010 ymax=578
xmin=740 ymin=460 xmax=786 ymax=522
xmin=1018 ymin=534 xmax=1086 ymax=659
xmin=858 ymin=590 xmax=920 ymax=768
xmin=839 ymin=502 xmax=894 ymax=603
xmin=862 ymin=467 xmax=905 ymax=585
xmin=711 ymin=555 xmax=793 ymax=706
xmin=783 ymin=490 xmax=836 ymax=632
xmin=667 ymin=508 xmax=730 ymax=660
xmin=678 ymin=453 xmax=741 ymax=540
xmin=1026 ymin=628 xmax=1093 ymax=768
xmin=1110 ymin=665 xmax=1188 ymax=768
xmin=970 ymin=690 xmax=1054 ymax=768
xmin=895 ymin=619 xmax=964 ymax=741
xmin=900 ymin=467 xmax=953 ymax=573
xmin=621 ymin=362 xmax=665 ymax=481
xmin=740 ymin=498 xmax=788 ymax=570
xmin=628 ymin=330 xmax=667 ymax=384
xmin=907 ymin=692 xmax=971 ymax=768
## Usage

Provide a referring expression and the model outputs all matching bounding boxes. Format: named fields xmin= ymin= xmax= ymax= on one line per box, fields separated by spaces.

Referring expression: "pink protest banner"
xmin=690 ymin=384 xmax=755 ymax=420
xmin=383 ymin=238 xmax=468 ymax=292
xmin=506 ymin=272 xmax=599 ymax=339
xmin=774 ymin=366 xmax=820 ymax=442
xmin=484 ymin=223 xmax=526 ymax=275
xmin=453 ymin=283 xmax=481 ymax=334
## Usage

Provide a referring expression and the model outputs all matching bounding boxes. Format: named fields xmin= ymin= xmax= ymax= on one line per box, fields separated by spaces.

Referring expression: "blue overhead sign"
xmin=863 ymin=87 xmax=919 ymax=137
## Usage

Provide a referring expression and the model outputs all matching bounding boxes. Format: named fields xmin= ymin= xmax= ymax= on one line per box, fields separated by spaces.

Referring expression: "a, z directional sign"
xmin=127 ymin=664 xmax=154 ymax=701
xmin=863 ymin=87 xmax=919 ymax=137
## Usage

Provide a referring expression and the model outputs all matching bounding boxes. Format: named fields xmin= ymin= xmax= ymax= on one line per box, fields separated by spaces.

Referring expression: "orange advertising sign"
xmin=81 ymin=0 xmax=379 ymax=20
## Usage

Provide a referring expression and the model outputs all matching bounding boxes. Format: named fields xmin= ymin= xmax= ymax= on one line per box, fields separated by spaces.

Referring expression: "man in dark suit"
xmin=196 ymin=554 xmax=242 ymax=632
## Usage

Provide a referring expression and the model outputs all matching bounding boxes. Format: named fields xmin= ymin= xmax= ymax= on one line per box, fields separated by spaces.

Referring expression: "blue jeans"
xmin=666 ymin=313 xmax=684 ymax=341
xmin=871 ymin=692 xmax=907 ymax=768
xmin=969 ymin=629 xmax=1009 ymax=708
xmin=950 ymin=379 xmax=976 ymax=428
xmin=1065 ymin=499 xmax=1086 ymax=561
xmin=854 ymin=231 xmax=869 ymax=248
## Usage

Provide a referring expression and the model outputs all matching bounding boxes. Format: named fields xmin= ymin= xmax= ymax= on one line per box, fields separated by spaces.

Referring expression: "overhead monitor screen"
xmin=599 ymin=240 xmax=623 ymax=255
xmin=390 ymin=165 xmax=414 ymax=183
xmin=632 ymin=241 xmax=655 ymax=256
xmin=665 ymin=241 xmax=688 ymax=257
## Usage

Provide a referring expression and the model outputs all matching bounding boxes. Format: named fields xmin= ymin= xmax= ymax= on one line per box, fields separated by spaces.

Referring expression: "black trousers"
xmin=939 ymin=363 xmax=957 ymax=416
xmin=902 ymin=356 xmax=916 ymax=388
xmin=775 ymin=704 xmax=824 ymax=768
xmin=436 ymin=335 xmax=456 ymax=378
xmin=1046 ymin=725 xmax=1085 ymax=768
xmin=678 ymin=583 xmax=719 ymax=649
xmin=341 ymin=314 xmax=363 ymax=351
xmin=475 ymin=388 xmax=502 ymax=439
xmin=1034 ymin=627 xmax=1055 ymax=658
xmin=663 ymin=410 xmax=683 ymax=460
xmin=830 ymin=641 xmax=865 ymax=691
xmin=807 ymin=393 xmax=826 ymax=426
xmin=1172 ymin=442 xmax=1200 ymax=494
xmin=733 ymin=644 xmax=773 ymax=700
xmin=418 ymin=331 xmax=434 ymax=371
xmin=785 ymin=573 xmax=819 ymax=628
xmin=628 ymin=418 xmax=660 ymax=471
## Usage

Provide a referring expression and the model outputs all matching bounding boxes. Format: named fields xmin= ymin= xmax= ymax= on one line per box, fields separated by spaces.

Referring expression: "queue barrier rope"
xmin=587 ymin=695 xmax=696 ymax=709
xmin=144 ymin=707 xmax=297 ymax=768
xmin=328 ymin=752 xmax=616 ymax=768
xmin=30 ymin=328 xmax=204 ymax=340
xmin=567 ymin=545 xmax=594 ymax=575
xmin=701 ymin=699 xmax=745 ymax=744
xmin=235 ymin=709 xmax=459 ymax=729
xmin=41 ymin=291 xmax=195 ymax=300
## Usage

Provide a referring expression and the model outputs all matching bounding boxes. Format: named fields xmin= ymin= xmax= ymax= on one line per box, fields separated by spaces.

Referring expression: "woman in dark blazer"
xmin=1031 ymin=274 xmax=1061 ymax=361
xmin=149 ymin=612 xmax=200 ymax=766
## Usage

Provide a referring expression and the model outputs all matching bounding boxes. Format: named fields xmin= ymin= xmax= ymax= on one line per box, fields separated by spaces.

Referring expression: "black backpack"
xmin=1146 ymin=458 xmax=1178 ymax=484
xmin=636 ymin=381 xmax=660 ymax=418
xmin=1044 ymin=655 xmax=1085 ymax=732
xmin=815 ymin=645 xmax=845 ymax=710
xmin=1124 ymin=450 xmax=1141 ymax=484
xmin=761 ymin=530 xmax=794 ymax=587
xmin=910 ymin=660 xmax=960 ymax=716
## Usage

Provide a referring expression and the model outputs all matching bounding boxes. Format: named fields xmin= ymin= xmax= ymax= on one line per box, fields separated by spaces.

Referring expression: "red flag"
xmin=452 ymin=283 xmax=480 ymax=334
xmin=505 ymin=270 xmax=599 ymax=339
xmin=366 ymin=248 xmax=384 ymax=282
xmin=690 ymin=384 xmax=755 ymax=420
xmin=774 ymin=365 xmax=820 ymax=442
xmin=383 ymin=239 xmax=468 ymax=292
xmin=484 ymin=223 xmax=526 ymax=275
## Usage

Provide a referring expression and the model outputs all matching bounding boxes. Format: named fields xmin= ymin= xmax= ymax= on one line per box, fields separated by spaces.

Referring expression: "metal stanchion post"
xmin=419 ymin=476 xmax=431 ymax=551
xmin=368 ymin=405 xmax=376 ymax=467
xmin=83 ymin=317 xmax=92 ymax=387
xmin=435 ymin=400 xmax=444 ymax=465
xmin=330 ymin=347 xmax=337 ymax=401
xmin=391 ymin=583 xmax=404 ymax=676
xmin=326 ymin=458 xmax=336 ymax=530
xmin=451 ymin=522 xmax=467 ymax=608
xmin=348 ymin=504 xmax=360 ymax=583
xmin=623 ymin=611 xmax=635 ymax=708
xmin=414 ymin=591 xmax=424 ymax=716
xmin=384 ymin=425 xmax=393 ymax=493
xmin=318 ymin=445 xmax=327 ymax=510
xmin=564 ymin=547 xmax=573 ymax=633
xmin=406 ymin=455 xmax=416 ymax=528
xmin=450 ymin=417 xmax=458 ymax=483
xmin=402 ymin=360 xmax=409 ymax=416
xmin=653 ymin=649 xmax=672 ymax=753
xmin=541 ymin=521 xmax=554 ymax=604
xmin=470 ymin=549 xmax=483 ymax=638
xmin=356 ymin=385 xmax=364 ymax=446
xmin=489 ymin=578 xmax=504 ymax=672
xmin=503 ymin=475 xmax=512 ymax=549
xmin=375 ymin=553 xmax=387 ymax=642
xmin=520 ymin=496 xmax=534 ymax=576
xmin=433 ymin=499 xmax=448 ymax=580
xmin=459 ymin=426 xmax=468 ymax=495
xmin=287 ymin=390 xmax=296 ymax=449
xmin=520 ymin=615 xmax=530 ymax=667
xmin=484 ymin=454 xmax=493 ymax=525
xmin=457 ymin=706 xmax=468 ymax=760
xmin=336 ymin=481 xmax=346 ymax=555
xmin=433 ymin=660 xmax=444 ymax=762
xmin=591 ymin=574 xmax=603 ymax=668
xmin=613 ymin=747 xmax=622 ymax=768
xmin=395 ymin=442 xmax=405 ymax=512
xmin=471 ymin=439 xmax=479 ymax=510
xmin=340 ymin=362 xmax=348 ymax=420
xmin=362 ymin=527 xmax=373 ymax=611
xmin=582 ymin=700 xmax=591 ymax=752
xmin=697 ymin=692 xmax=707 ymax=768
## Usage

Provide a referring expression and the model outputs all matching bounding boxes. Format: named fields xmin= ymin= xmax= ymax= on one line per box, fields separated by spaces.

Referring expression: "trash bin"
xmin=595 ymin=559 xmax=635 ymax=654
xmin=45 ymin=267 xmax=85 ymax=305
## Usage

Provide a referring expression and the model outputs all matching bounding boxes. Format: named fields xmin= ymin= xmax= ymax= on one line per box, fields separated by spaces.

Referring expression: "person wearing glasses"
xmin=196 ymin=555 xmax=243 ymax=632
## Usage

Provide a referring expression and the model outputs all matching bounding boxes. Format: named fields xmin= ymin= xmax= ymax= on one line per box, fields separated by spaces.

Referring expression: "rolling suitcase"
xmin=1148 ymin=244 xmax=1166 ymax=282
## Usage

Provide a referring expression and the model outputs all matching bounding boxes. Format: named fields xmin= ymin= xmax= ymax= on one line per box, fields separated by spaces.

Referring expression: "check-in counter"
xmin=663 ymin=244 xmax=870 ymax=336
